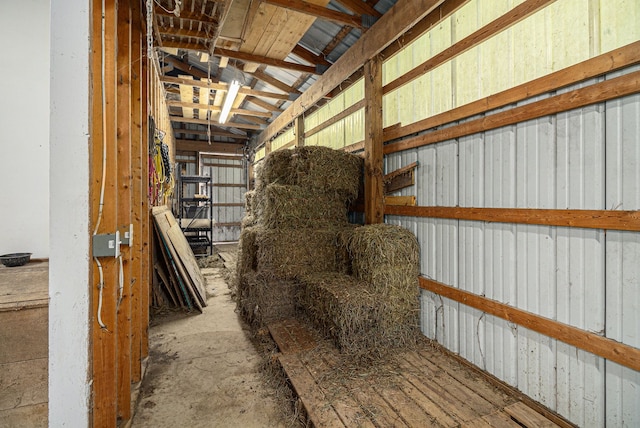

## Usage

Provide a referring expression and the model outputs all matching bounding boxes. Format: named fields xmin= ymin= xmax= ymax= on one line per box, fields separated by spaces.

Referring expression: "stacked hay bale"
xmin=347 ymin=224 xmax=421 ymax=345
xmin=300 ymin=224 xmax=420 ymax=355
xmin=236 ymin=146 xmax=363 ymax=327
xmin=298 ymin=224 xmax=420 ymax=354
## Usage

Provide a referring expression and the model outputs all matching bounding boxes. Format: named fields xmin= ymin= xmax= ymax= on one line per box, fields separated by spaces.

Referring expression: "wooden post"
xmin=294 ymin=115 xmax=305 ymax=147
xmin=265 ymin=140 xmax=272 ymax=156
xmin=130 ymin=0 xmax=143 ymax=384
xmin=140 ymin=36 xmax=150 ymax=360
xmin=364 ymin=56 xmax=384 ymax=224
xmin=116 ymin=0 xmax=132 ymax=419
xmin=91 ymin=0 xmax=119 ymax=425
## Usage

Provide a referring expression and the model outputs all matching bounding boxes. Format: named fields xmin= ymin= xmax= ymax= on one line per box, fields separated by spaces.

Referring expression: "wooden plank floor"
xmin=269 ymin=318 xmax=569 ymax=428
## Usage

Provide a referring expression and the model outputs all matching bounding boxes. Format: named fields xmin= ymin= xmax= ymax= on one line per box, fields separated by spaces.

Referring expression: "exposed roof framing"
xmin=263 ymin=0 xmax=366 ymax=29
xmin=150 ymin=0 xmax=399 ymax=144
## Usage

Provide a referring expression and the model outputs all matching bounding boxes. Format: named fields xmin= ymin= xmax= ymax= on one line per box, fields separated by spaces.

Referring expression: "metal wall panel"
xmin=405 ymin=66 xmax=640 ymax=426
xmin=604 ymin=67 xmax=640 ymax=427
xmin=203 ymin=159 xmax=245 ymax=242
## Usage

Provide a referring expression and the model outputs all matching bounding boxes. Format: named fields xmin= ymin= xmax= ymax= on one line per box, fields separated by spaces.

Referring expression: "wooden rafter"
xmin=161 ymin=75 xmax=289 ymax=100
xmin=335 ymin=0 xmax=382 ymax=17
xmin=263 ymin=0 xmax=364 ymax=29
xmin=258 ymin=0 xmax=447 ymax=145
xmin=291 ymin=44 xmax=332 ymax=67
xmin=154 ymin=6 xmax=218 ymax=25
xmin=160 ymin=40 xmax=319 ymax=74
xmin=321 ymin=25 xmax=353 ymax=58
xmin=213 ymin=47 xmax=319 ymax=74
xmin=173 ymin=127 xmax=249 ymax=139
xmin=171 ymin=116 xmax=263 ymax=130
xmin=157 ymin=26 xmax=211 ymax=40
xmin=167 ymin=100 xmax=273 ymax=118
xmin=176 ymin=139 xmax=246 ymax=154
xmin=245 ymin=96 xmax=283 ymax=112
xmin=252 ymin=68 xmax=302 ymax=95
xmin=160 ymin=55 xmax=213 ymax=80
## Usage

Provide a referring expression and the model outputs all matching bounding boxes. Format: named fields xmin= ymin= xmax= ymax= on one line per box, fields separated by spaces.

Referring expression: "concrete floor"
xmin=130 ymin=266 xmax=289 ymax=428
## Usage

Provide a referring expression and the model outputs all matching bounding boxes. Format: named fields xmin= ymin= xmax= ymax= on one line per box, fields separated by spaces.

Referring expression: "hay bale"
xmin=335 ymin=224 xmax=360 ymax=274
xmin=298 ymin=273 xmax=419 ymax=354
xmin=261 ymin=184 xmax=348 ymax=229
xmin=292 ymin=146 xmax=363 ymax=200
xmin=256 ymin=228 xmax=339 ymax=279
xmin=348 ymin=224 xmax=420 ymax=291
xmin=258 ymin=149 xmax=296 ymax=186
xmin=244 ymin=190 xmax=256 ymax=214
xmin=236 ymin=226 xmax=259 ymax=276
xmin=241 ymin=214 xmax=257 ymax=228
xmin=238 ymin=271 xmax=298 ymax=327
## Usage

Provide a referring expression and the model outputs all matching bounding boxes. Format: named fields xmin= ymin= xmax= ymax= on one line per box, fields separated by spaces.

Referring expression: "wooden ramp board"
xmin=272 ymin=318 xmax=567 ymax=428
xmin=163 ymin=208 xmax=207 ymax=305
xmin=268 ymin=318 xmax=318 ymax=355
xmin=152 ymin=206 xmax=205 ymax=311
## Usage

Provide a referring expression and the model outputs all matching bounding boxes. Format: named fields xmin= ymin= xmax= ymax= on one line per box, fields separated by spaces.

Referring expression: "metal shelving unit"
xmin=176 ymin=172 xmax=213 ymax=257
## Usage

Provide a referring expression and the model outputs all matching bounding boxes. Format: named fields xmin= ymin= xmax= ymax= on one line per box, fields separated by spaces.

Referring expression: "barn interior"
xmin=1 ymin=0 xmax=639 ymax=427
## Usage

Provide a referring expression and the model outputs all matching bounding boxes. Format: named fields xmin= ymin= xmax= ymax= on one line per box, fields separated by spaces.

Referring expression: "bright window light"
xmin=219 ymin=80 xmax=241 ymax=124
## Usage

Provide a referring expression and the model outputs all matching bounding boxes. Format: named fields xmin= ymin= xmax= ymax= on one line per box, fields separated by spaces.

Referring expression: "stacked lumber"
xmin=152 ymin=206 xmax=207 ymax=312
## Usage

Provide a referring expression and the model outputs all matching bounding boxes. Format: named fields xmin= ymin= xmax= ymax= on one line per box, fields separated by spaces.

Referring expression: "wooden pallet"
xmin=268 ymin=318 xmax=570 ymax=428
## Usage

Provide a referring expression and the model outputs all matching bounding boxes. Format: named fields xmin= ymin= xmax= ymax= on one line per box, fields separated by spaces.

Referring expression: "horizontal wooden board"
xmin=385 ymin=195 xmax=416 ymax=206
xmin=384 ymin=205 xmax=640 ymax=231
xmin=420 ymin=277 xmax=640 ymax=372
xmin=384 ymin=41 xmax=640 ymax=142
xmin=504 ymin=402 xmax=559 ymax=428
xmin=384 ymin=70 xmax=640 ymax=154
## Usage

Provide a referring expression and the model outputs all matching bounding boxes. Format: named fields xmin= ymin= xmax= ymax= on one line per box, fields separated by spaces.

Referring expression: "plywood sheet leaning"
xmin=152 ymin=206 xmax=206 ymax=310
xmin=153 ymin=212 xmax=201 ymax=312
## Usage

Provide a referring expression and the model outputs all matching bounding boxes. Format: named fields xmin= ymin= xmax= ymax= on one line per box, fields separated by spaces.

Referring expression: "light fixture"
xmin=219 ymin=80 xmax=241 ymax=124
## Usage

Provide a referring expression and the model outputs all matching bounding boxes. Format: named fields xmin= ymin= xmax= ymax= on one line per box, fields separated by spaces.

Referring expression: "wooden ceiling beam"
xmin=245 ymin=96 xmax=283 ymax=112
xmin=173 ymin=127 xmax=250 ymax=140
xmin=167 ymin=100 xmax=273 ymax=118
xmin=154 ymin=7 xmax=218 ymax=25
xmin=258 ymin=0 xmax=447 ymax=145
xmin=263 ymin=0 xmax=364 ymax=29
xmin=160 ymin=40 xmax=319 ymax=74
xmin=160 ymin=55 xmax=212 ymax=80
xmin=176 ymin=139 xmax=245 ymax=154
xmin=213 ymin=47 xmax=319 ymax=75
xmin=291 ymin=45 xmax=332 ymax=67
xmin=157 ymin=26 xmax=210 ymax=40
xmin=321 ymin=25 xmax=353 ymax=58
xmin=335 ymin=0 xmax=382 ymax=18
xmin=161 ymin=75 xmax=289 ymax=100
xmin=171 ymin=116 xmax=263 ymax=130
xmin=238 ymin=115 xmax=270 ymax=125
xmin=251 ymin=69 xmax=302 ymax=96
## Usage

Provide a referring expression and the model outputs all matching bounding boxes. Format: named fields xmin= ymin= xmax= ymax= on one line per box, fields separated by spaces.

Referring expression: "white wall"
xmin=49 ymin=0 xmax=91 ymax=426
xmin=0 ymin=0 xmax=50 ymax=258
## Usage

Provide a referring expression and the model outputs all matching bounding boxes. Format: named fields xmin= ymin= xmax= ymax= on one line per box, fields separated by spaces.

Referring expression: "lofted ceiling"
xmin=151 ymin=0 xmax=397 ymax=149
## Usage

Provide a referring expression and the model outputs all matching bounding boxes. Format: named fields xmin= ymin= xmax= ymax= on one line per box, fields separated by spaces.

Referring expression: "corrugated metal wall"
xmin=304 ymin=78 xmax=364 ymax=148
xmin=385 ymin=67 xmax=639 ymax=426
xmin=253 ymin=0 xmax=639 ymax=426
xmin=202 ymin=156 xmax=245 ymax=242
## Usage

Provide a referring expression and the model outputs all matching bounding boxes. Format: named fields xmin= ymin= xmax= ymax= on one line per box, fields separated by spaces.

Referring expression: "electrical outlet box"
xmin=93 ymin=231 xmax=121 ymax=258
xmin=120 ymin=224 xmax=134 ymax=247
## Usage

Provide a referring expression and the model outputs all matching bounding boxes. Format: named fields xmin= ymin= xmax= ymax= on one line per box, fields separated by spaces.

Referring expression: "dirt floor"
xmin=130 ymin=261 xmax=291 ymax=428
